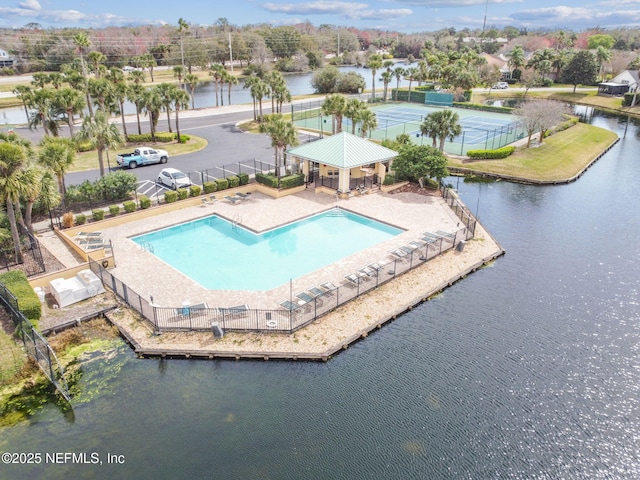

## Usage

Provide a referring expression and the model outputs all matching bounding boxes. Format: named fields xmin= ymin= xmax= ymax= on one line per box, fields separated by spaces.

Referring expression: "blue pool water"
xmin=132 ymin=209 xmax=403 ymax=290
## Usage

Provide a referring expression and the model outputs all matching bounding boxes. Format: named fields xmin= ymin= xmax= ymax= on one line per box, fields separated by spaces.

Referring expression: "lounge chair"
xmin=344 ymin=273 xmax=361 ymax=286
xmin=176 ymin=302 xmax=208 ymax=316
xmin=308 ymin=286 xmax=326 ymax=298
xmin=296 ymin=291 xmax=314 ymax=302
xmin=400 ymin=245 xmax=417 ymax=255
xmin=436 ymin=230 xmax=456 ymax=240
xmin=235 ymin=192 xmax=251 ymax=200
xmin=76 ymin=231 xmax=103 ymax=238
xmin=391 ymin=249 xmax=408 ymax=259
xmin=201 ymin=197 xmax=213 ymax=207
xmin=218 ymin=304 xmax=249 ymax=316
xmin=358 ymin=266 xmax=376 ymax=278
xmin=368 ymin=262 xmax=384 ymax=272
xmin=224 ymin=195 xmax=241 ymax=205
xmin=279 ymin=300 xmax=301 ymax=311
xmin=209 ymin=195 xmax=217 ymax=203
xmin=320 ymin=282 xmax=338 ymax=296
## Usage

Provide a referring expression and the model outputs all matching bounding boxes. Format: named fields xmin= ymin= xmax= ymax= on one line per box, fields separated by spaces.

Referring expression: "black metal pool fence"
xmin=0 ymin=280 xmax=70 ymax=401
xmin=89 ymin=183 xmax=477 ymax=336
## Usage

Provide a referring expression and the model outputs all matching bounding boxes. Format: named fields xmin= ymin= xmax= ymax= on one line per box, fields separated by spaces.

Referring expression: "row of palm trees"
xmin=320 ymin=94 xmax=378 ymax=137
xmin=243 ymin=71 xmax=292 ymax=121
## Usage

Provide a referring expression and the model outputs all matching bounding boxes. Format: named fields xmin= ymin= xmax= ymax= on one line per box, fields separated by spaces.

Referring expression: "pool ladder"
xmin=232 ymin=214 xmax=242 ymax=230
xmin=140 ymin=241 xmax=154 ymax=253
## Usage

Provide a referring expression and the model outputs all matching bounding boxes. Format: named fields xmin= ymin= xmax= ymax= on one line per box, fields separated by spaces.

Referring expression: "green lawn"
xmin=0 ymin=329 xmax=27 ymax=389
xmin=447 ymin=123 xmax=618 ymax=181
xmin=70 ymin=135 xmax=208 ymax=172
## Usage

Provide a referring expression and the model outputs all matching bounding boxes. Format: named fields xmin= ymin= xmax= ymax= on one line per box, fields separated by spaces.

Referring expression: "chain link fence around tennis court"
xmin=90 ymin=183 xmax=477 ymax=337
xmin=291 ymin=99 xmax=526 ymax=155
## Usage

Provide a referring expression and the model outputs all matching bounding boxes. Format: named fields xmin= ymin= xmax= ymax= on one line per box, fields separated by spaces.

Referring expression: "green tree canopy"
xmin=392 ymin=144 xmax=449 ymax=187
xmin=587 ymin=34 xmax=615 ymax=50
xmin=562 ymin=50 xmax=598 ymax=92
xmin=263 ymin=27 xmax=302 ymax=59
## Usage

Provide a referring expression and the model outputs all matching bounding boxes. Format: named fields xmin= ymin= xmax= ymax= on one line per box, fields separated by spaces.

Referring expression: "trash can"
xmin=211 ymin=322 xmax=224 ymax=338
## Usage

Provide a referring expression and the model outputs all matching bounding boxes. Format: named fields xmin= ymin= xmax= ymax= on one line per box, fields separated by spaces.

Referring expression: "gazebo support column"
xmin=338 ymin=168 xmax=350 ymax=194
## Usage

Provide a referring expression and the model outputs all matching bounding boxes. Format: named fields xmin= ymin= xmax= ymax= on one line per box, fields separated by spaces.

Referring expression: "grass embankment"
xmin=473 ymin=88 xmax=640 ymax=115
xmin=447 ymin=123 xmax=618 ymax=181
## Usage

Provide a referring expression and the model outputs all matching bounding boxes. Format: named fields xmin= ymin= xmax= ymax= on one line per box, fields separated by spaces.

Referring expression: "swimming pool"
xmin=131 ymin=209 xmax=403 ymax=291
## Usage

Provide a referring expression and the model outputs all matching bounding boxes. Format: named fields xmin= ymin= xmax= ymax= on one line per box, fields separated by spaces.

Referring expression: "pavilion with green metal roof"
xmin=287 ymin=131 xmax=398 ymax=194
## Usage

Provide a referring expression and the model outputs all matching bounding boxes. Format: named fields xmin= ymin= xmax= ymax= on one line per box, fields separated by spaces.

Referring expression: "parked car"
xmin=493 ymin=82 xmax=509 ymax=89
xmin=157 ymin=168 xmax=191 ymax=190
xmin=117 ymin=147 xmax=168 ymax=169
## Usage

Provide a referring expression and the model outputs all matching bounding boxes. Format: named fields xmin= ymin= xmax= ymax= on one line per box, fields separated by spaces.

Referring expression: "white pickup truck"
xmin=116 ymin=147 xmax=169 ymax=169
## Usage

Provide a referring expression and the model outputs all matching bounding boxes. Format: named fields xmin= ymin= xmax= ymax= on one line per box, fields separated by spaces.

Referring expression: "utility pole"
xmin=229 ymin=32 xmax=234 ymax=74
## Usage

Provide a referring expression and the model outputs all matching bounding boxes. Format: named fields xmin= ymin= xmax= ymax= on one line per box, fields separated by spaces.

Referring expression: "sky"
xmin=1 ymin=0 xmax=639 ymax=33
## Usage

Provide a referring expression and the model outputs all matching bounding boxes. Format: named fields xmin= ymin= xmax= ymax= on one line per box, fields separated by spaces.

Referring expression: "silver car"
xmin=157 ymin=168 xmax=191 ymax=190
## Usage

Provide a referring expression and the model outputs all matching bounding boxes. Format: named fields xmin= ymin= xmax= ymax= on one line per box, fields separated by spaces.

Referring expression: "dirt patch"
xmin=389 ymin=183 xmax=442 ymax=196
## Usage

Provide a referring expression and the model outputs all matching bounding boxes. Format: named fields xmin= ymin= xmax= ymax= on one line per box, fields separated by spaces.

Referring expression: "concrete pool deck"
xmin=37 ymin=187 xmax=504 ymax=360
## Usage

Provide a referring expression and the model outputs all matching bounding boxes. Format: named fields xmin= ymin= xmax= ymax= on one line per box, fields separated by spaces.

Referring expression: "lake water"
xmin=1 ymin=109 xmax=639 ymax=479
xmin=0 ymin=64 xmax=414 ymax=125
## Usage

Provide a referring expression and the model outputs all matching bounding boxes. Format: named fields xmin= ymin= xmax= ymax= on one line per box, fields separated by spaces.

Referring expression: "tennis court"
xmin=292 ymin=102 xmax=526 ymax=155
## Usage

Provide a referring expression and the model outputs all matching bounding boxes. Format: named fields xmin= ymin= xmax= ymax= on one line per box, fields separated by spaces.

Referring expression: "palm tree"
xmin=393 ymin=66 xmax=405 ymax=100
xmin=110 ymin=80 xmax=129 ymax=138
xmin=127 ymin=83 xmax=145 ymax=135
xmin=358 ymin=109 xmax=378 ymax=138
xmin=73 ymin=32 xmax=91 ymax=77
xmin=596 ymin=46 xmax=612 ymax=81
xmin=177 ymin=18 xmax=189 ymax=71
xmin=258 ymin=114 xmax=299 ymax=178
xmin=128 ymin=68 xmax=146 ymax=85
xmin=19 ymin=161 xmax=51 ymax=235
xmin=173 ymin=65 xmax=185 ymax=89
xmin=75 ymin=111 xmax=124 ymax=177
xmin=52 ymin=87 xmax=85 ymax=137
xmin=209 ymin=64 xmax=225 ymax=107
xmin=87 ymin=78 xmax=111 ymax=112
xmin=345 ymin=98 xmax=367 ymax=134
xmin=243 ymin=75 xmax=261 ymax=120
xmin=87 ymin=50 xmax=107 ymax=79
xmin=13 ymin=85 xmax=33 ymax=123
xmin=0 ymin=142 xmax=29 ymax=262
xmin=431 ymin=109 xmax=462 ymax=152
xmin=404 ymin=67 xmax=420 ymax=102
xmin=157 ymin=83 xmax=177 ymax=133
xmin=37 ymin=136 xmax=76 ymax=206
xmin=172 ymin=88 xmax=190 ymax=143
xmin=321 ymin=94 xmax=347 ymax=134
xmin=141 ymin=87 xmax=163 ymax=142
xmin=184 ymin=73 xmax=199 ymax=109
xmin=380 ymin=71 xmax=393 ymax=102
xmin=28 ymin=89 xmax=59 ymax=137
xmin=367 ymin=54 xmax=383 ymax=100
xmin=251 ymin=79 xmax=269 ymax=121
xmin=222 ymin=70 xmax=238 ymax=105
xmin=507 ymin=45 xmax=525 ymax=79
xmin=420 ymin=114 xmax=439 ymax=148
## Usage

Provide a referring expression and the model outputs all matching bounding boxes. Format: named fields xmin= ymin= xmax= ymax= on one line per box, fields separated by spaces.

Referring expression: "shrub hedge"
xmin=227 ymin=175 xmax=240 ymax=188
xmin=92 ymin=209 xmax=105 ymax=221
xmin=75 ymin=213 xmax=86 ymax=225
xmin=467 ymin=146 xmax=516 ymax=159
xmin=177 ymin=188 xmax=189 ymax=200
xmin=139 ymin=195 xmax=151 ymax=209
xmin=189 ymin=185 xmax=202 ymax=197
xmin=0 ymin=270 xmax=41 ymax=325
xmin=125 ymin=132 xmax=189 ymax=143
xmin=203 ymin=181 xmax=217 ymax=194
xmin=109 ymin=205 xmax=120 ymax=216
xmin=237 ymin=172 xmax=249 ymax=185
xmin=164 ymin=191 xmax=178 ymax=203
xmin=123 ymin=200 xmax=136 ymax=213
xmin=280 ymin=173 xmax=305 ymax=189
xmin=255 ymin=173 xmax=279 ymax=188
xmin=215 ymin=178 xmax=229 ymax=191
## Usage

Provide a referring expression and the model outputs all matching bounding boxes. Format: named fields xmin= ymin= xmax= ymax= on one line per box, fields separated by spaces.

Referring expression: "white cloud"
xmin=18 ymin=0 xmax=41 ymax=10
xmin=510 ymin=5 xmax=640 ymax=28
xmin=388 ymin=0 xmax=522 ymax=7
xmin=262 ymin=1 xmax=368 ymax=15
xmin=262 ymin=1 xmax=412 ymax=20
